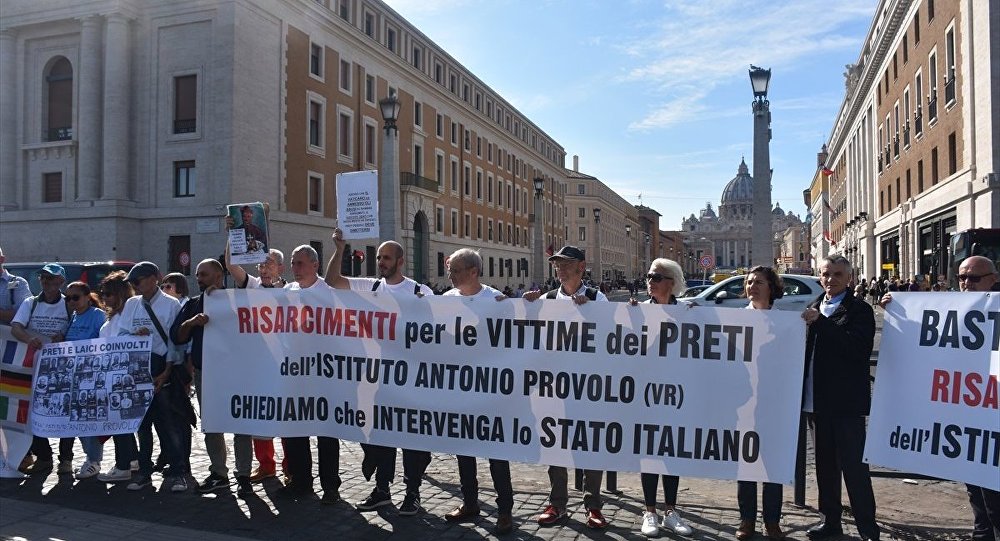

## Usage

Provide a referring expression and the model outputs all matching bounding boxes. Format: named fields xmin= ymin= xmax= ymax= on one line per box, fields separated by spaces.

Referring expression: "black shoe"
xmin=857 ymin=528 xmax=880 ymax=541
xmin=356 ymin=490 xmax=392 ymax=511
xmin=399 ymin=493 xmax=421 ymax=516
xmin=236 ymin=476 xmax=253 ymax=497
xmin=152 ymin=458 xmax=166 ymax=474
xmin=806 ymin=522 xmax=843 ymax=539
xmin=321 ymin=490 xmax=341 ymax=505
xmin=276 ymin=482 xmax=315 ymax=500
xmin=197 ymin=473 xmax=231 ymax=494
xmin=361 ymin=456 xmax=376 ymax=481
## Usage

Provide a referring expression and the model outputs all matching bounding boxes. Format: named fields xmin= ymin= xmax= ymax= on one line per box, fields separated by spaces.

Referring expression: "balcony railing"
xmin=914 ymin=108 xmax=923 ymax=136
xmin=46 ymin=126 xmax=72 ymax=141
xmin=401 ymin=171 xmax=439 ymax=191
xmin=174 ymin=119 xmax=197 ymax=134
xmin=944 ymin=75 xmax=956 ymax=104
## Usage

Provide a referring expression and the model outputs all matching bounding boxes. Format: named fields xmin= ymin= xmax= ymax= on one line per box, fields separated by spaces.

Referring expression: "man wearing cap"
xmin=524 ymin=245 xmax=610 ymax=530
xmin=327 ymin=227 xmax=433 ymax=516
xmin=115 ymin=261 xmax=185 ymax=492
xmin=0 ymin=247 xmax=31 ymax=324
xmin=11 ymin=263 xmax=71 ymax=475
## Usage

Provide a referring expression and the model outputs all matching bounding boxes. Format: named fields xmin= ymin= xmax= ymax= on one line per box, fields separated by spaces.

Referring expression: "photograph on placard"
xmin=227 ymin=202 xmax=269 ymax=265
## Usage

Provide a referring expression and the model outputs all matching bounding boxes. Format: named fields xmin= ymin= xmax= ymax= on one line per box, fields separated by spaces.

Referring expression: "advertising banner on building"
xmin=202 ymin=288 xmax=807 ymax=483
xmin=866 ymin=292 xmax=999 ymax=490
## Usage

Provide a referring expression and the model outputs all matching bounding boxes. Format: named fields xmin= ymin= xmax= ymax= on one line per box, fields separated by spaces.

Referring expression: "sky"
xmin=383 ymin=0 xmax=875 ymax=230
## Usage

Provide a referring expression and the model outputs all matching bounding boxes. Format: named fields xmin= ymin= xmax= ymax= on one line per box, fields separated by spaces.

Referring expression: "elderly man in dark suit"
xmin=801 ymin=255 xmax=879 ymax=541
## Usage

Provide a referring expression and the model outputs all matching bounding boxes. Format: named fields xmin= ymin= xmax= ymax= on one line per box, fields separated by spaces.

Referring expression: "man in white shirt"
xmin=440 ymin=248 xmax=514 ymax=534
xmin=326 ymin=228 xmax=433 ymax=516
xmin=0 ymin=247 xmax=32 ymax=324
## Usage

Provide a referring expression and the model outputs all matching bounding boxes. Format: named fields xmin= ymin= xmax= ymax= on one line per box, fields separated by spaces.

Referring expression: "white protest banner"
xmin=0 ymin=325 xmax=35 ymax=478
xmin=866 ymin=292 xmax=999 ymax=490
xmin=30 ymin=336 xmax=153 ymax=438
xmin=203 ymin=288 xmax=806 ymax=483
xmin=336 ymin=170 xmax=379 ymax=240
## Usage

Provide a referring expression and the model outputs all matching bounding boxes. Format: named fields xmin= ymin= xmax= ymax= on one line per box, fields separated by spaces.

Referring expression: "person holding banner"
xmin=629 ymin=258 xmax=697 ymax=538
xmin=524 ymin=245 xmax=610 ymax=530
xmin=879 ymin=255 xmax=1000 ymax=541
xmin=0 ymin=247 xmax=32 ymax=324
xmin=440 ymin=248 xmax=515 ymax=535
xmin=736 ymin=266 xmax=786 ymax=540
xmin=801 ymin=256 xmax=879 ymax=541
xmin=327 ymin=228 xmax=434 ymax=515
xmin=62 ymin=281 xmax=108 ymax=479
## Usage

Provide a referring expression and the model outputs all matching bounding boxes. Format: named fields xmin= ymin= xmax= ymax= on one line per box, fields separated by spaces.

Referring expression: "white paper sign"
xmin=202 ymin=288 xmax=807 ymax=483
xmin=336 ymin=170 xmax=379 ymax=240
xmin=228 ymin=202 xmax=269 ymax=265
xmin=229 ymin=229 xmax=247 ymax=255
xmin=865 ymin=292 xmax=999 ymax=490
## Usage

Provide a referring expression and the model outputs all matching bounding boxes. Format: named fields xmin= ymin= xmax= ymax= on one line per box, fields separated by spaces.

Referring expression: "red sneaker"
xmin=586 ymin=508 xmax=609 ymax=529
xmin=536 ymin=504 xmax=566 ymax=526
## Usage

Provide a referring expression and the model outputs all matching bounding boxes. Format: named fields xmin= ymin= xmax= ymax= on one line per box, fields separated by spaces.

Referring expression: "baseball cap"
xmin=126 ymin=261 xmax=160 ymax=282
xmin=548 ymin=245 xmax=586 ymax=262
xmin=39 ymin=263 xmax=66 ymax=279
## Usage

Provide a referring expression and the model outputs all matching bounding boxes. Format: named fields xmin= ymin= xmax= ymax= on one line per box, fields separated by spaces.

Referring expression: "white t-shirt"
xmin=12 ymin=295 xmax=70 ymax=338
xmin=285 ymin=278 xmax=332 ymax=291
xmin=115 ymin=291 xmax=181 ymax=357
xmin=443 ymin=284 xmax=502 ymax=299
xmin=347 ymin=276 xmax=433 ymax=297
xmin=551 ymin=284 xmax=608 ymax=302
xmin=99 ymin=312 xmax=121 ymax=339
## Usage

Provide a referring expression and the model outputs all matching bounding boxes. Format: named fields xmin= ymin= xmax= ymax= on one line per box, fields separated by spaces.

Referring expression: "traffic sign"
xmin=698 ymin=255 xmax=714 ymax=269
xmin=179 ymin=251 xmax=190 ymax=267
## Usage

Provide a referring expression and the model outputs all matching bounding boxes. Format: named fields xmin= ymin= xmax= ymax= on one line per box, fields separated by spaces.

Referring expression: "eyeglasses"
xmin=957 ymin=273 xmax=993 ymax=283
xmin=65 ymin=295 xmax=82 ymax=302
xmin=646 ymin=273 xmax=673 ymax=283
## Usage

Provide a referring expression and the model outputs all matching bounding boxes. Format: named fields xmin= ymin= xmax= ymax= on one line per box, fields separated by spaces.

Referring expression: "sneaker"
xmin=398 ymin=493 xmax=421 ymax=516
xmin=127 ymin=474 xmax=152 ymax=491
xmin=321 ymin=490 xmax=341 ymax=505
xmin=170 ymin=476 xmax=189 ymax=493
xmin=586 ymin=508 xmax=609 ymax=529
xmin=197 ymin=473 xmax=231 ymax=493
xmin=129 ymin=460 xmax=139 ymax=472
xmin=356 ymin=490 xmax=392 ymax=511
xmin=75 ymin=461 xmax=101 ymax=480
xmin=641 ymin=511 xmax=661 ymax=537
xmin=536 ymin=504 xmax=567 ymax=526
xmin=98 ymin=467 xmax=132 ymax=483
xmin=662 ymin=509 xmax=694 ymax=536
xmin=249 ymin=467 xmax=275 ymax=483
xmin=57 ymin=459 xmax=73 ymax=475
xmin=236 ymin=476 xmax=252 ymax=497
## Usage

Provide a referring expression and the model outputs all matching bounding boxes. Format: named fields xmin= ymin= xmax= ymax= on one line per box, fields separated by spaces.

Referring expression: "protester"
xmin=880 ymin=255 xmax=1000 ymax=541
xmin=629 ymin=258 xmax=696 ymax=538
xmin=159 ymin=273 xmax=190 ymax=305
xmin=96 ymin=271 xmax=140 ymax=483
xmin=0 ymin=246 xmax=32 ymax=324
xmin=11 ymin=263 xmax=71 ymax=475
xmin=62 ymin=281 xmax=107 ymax=479
xmin=801 ymin=256 xmax=879 ymax=541
xmin=327 ymin=228 xmax=433 ymax=514
xmin=523 ymin=245 xmax=609 ymax=530
xmin=736 ymin=266 xmax=786 ymax=540
xmin=439 ymin=248 xmax=514 ymax=535
xmin=116 ymin=261 xmax=185 ymax=492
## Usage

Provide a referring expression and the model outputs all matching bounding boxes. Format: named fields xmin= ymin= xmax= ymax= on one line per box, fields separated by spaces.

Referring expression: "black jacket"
xmin=804 ymin=289 xmax=875 ymax=416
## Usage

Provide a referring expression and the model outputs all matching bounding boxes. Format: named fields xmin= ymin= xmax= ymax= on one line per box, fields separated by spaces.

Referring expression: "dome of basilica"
xmin=720 ymin=158 xmax=754 ymax=204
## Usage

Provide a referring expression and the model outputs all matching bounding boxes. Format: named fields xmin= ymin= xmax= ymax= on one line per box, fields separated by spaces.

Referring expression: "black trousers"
xmin=456 ymin=455 xmax=514 ymax=514
xmin=969 ymin=483 xmax=1000 ymax=541
xmin=738 ymin=481 xmax=783 ymax=523
xmin=361 ymin=443 xmax=396 ymax=494
xmin=641 ymin=473 xmax=680 ymax=507
xmin=284 ymin=436 xmax=341 ymax=493
xmin=402 ymin=448 xmax=431 ymax=495
xmin=812 ymin=414 xmax=878 ymax=537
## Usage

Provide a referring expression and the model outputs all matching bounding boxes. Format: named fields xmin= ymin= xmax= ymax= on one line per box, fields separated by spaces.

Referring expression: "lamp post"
xmin=643 ymin=232 xmax=651 ymax=272
xmin=625 ymin=224 xmax=632 ymax=280
xmin=533 ymin=176 xmax=545 ymax=288
xmin=378 ymin=93 xmax=401 ymax=243
xmin=749 ymin=65 xmax=774 ymax=267
xmin=593 ymin=207 xmax=602 ymax=284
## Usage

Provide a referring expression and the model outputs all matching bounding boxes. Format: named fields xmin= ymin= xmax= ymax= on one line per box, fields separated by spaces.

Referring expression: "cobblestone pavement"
xmin=0 ymin=303 xmax=974 ymax=540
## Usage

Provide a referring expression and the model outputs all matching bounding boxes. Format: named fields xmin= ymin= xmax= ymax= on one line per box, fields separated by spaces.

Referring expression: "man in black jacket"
xmin=801 ymin=255 xmax=879 ymax=541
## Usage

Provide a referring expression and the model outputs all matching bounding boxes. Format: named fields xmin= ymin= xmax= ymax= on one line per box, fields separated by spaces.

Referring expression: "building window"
xmin=928 ymin=50 xmax=938 ymax=121
xmin=413 ymin=143 xmax=423 ymax=176
xmin=451 ymin=122 xmax=457 ymax=145
xmin=450 ymin=160 xmax=458 ymax=192
xmin=308 ymin=99 xmax=324 ymax=149
xmin=488 ymin=220 xmax=494 ymax=241
xmin=931 ymin=146 xmax=939 ymax=184
xmin=434 ymin=63 xmax=442 ymax=84
xmin=944 ymin=26 xmax=956 ymax=105
xmin=42 ymin=172 xmax=62 ymax=203
xmin=339 ymin=59 xmax=351 ymax=92
xmin=948 ymin=132 xmax=957 ymax=175
xmin=463 ymin=165 xmax=471 ymax=196
xmin=578 ymin=226 xmax=586 ymax=242
xmin=174 ymin=161 xmax=195 ymax=197
xmin=414 ymin=102 xmax=422 ymax=128
xmin=436 ymin=113 xmax=443 ymax=137
xmin=464 ymin=213 xmax=471 ymax=237
xmin=477 ymin=216 xmax=483 ymax=239
xmin=412 ymin=45 xmax=422 ymax=70
xmin=309 ymin=174 xmax=323 ymax=213
xmin=338 ymin=111 xmax=352 ymax=158
xmin=44 ymin=57 xmax=73 ymax=141
xmin=364 ymin=12 xmax=375 ymax=37
xmin=451 ymin=210 xmax=458 ymax=236
xmin=386 ymin=27 xmax=397 ymax=53
xmin=577 ymin=183 xmax=585 ymax=195
xmin=365 ymin=74 xmax=375 ymax=104
xmin=310 ymin=43 xmax=323 ymax=78
xmin=364 ymin=122 xmax=376 ymax=166
xmin=928 ymin=0 xmax=934 ymax=20
xmin=174 ymin=74 xmax=197 ymax=134
xmin=578 ymin=207 xmax=585 ymax=218
xmin=476 ymin=170 xmax=482 ymax=200
xmin=435 ymin=154 xmax=444 ymax=186
xmin=338 ymin=0 xmax=349 ymax=20
xmin=914 ymin=13 xmax=920 ymax=43
xmin=435 ymin=207 xmax=443 ymax=232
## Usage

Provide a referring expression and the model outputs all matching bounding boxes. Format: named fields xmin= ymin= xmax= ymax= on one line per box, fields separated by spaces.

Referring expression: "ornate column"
xmin=0 ymin=29 xmax=18 ymax=209
xmin=101 ymin=13 xmax=130 ymax=201
xmin=76 ymin=15 xmax=103 ymax=201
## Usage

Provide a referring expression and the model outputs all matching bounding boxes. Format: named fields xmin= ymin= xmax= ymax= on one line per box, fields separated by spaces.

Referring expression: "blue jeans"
xmin=79 ymin=436 xmax=104 ymax=463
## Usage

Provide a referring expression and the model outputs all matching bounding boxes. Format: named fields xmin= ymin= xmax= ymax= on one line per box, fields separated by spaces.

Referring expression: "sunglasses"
xmin=957 ymin=273 xmax=993 ymax=283
xmin=646 ymin=273 xmax=673 ymax=283
xmin=65 ymin=295 xmax=83 ymax=302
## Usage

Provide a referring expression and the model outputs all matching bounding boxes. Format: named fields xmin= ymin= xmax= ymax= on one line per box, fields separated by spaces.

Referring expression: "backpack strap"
xmin=414 ymin=282 xmax=421 ymax=295
xmin=141 ymin=299 xmax=170 ymax=346
xmin=584 ymin=287 xmax=599 ymax=301
xmin=371 ymin=280 xmax=381 ymax=292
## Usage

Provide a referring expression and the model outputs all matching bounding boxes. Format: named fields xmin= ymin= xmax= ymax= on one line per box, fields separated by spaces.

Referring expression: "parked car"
xmin=679 ymin=284 xmax=712 ymax=298
xmin=5 ymin=261 xmax=136 ymax=294
xmin=677 ymin=273 xmax=822 ymax=311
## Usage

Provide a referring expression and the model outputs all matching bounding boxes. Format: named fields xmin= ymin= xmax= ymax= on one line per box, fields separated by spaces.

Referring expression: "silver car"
xmin=677 ymin=274 xmax=822 ymax=311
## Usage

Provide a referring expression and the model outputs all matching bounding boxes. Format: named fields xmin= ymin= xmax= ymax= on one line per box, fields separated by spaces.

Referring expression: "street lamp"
xmin=625 ymin=224 xmax=632 ymax=280
xmin=533 ymin=177 xmax=545 ymax=288
xmin=749 ymin=65 xmax=773 ymax=268
xmin=593 ymin=207 xmax=602 ymax=284
xmin=378 ymin=93 xmax=402 ymax=243
xmin=644 ymin=232 xmax=651 ymax=272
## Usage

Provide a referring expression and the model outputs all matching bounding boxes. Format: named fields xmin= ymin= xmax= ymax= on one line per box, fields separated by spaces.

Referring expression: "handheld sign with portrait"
xmin=336 ymin=171 xmax=379 ymax=240
xmin=228 ymin=202 xmax=269 ymax=265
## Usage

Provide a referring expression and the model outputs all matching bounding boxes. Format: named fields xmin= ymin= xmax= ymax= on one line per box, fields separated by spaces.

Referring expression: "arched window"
xmin=45 ymin=57 xmax=73 ymax=141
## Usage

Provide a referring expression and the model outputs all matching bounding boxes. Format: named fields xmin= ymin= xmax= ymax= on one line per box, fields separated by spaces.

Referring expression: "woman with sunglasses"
xmin=632 ymin=258 xmax=697 ymax=538
xmin=736 ymin=266 xmax=786 ymax=540
xmin=62 ymin=281 xmax=107 ymax=479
